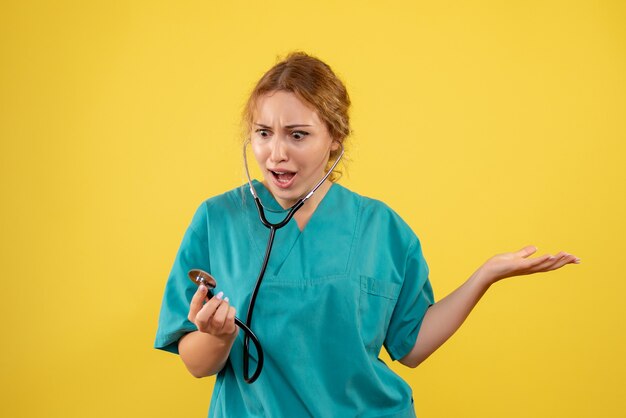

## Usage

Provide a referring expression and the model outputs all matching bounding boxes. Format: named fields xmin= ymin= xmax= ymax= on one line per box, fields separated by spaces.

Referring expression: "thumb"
xmin=516 ymin=245 xmax=537 ymax=258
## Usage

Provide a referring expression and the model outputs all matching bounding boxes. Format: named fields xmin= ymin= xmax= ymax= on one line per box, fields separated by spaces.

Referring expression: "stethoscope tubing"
xmin=241 ymin=224 xmax=276 ymax=383
xmin=234 ymin=316 xmax=264 ymax=382
xmin=239 ymin=139 xmax=345 ymax=384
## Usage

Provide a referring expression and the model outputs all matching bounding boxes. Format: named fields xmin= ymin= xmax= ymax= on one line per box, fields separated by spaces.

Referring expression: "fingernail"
xmin=224 ymin=297 xmax=230 ymax=302
xmin=215 ymin=291 xmax=224 ymax=300
xmin=574 ymin=258 xmax=581 ymax=263
xmin=199 ymin=285 xmax=206 ymax=292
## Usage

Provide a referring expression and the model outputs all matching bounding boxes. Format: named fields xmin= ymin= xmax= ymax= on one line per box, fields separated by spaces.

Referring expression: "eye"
xmin=255 ymin=129 xmax=271 ymax=138
xmin=291 ymin=130 xmax=309 ymax=141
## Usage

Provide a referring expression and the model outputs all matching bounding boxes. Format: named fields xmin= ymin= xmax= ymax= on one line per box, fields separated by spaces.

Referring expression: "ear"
xmin=330 ymin=140 xmax=340 ymax=152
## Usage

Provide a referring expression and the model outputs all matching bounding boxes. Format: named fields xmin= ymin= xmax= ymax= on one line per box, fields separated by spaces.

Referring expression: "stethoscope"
xmin=188 ymin=138 xmax=345 ymax=383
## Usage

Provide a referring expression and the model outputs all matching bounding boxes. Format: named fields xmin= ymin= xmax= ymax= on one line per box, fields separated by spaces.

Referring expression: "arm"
xmin=179 ymin=285 xmax=240 ymax=378
xmin=399 ymin=246 xmax=580 ymax=368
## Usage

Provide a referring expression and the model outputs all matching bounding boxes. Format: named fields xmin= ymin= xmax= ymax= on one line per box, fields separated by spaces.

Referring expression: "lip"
xmin=267 ymin=167 xmax=296 ymax=174
xmin=268 ymin=170 xmax=297 ymax=189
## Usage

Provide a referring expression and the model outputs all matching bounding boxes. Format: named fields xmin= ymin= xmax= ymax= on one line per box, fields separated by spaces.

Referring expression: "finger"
xmin=547 ymin=253 xmax=578 ymax=271
xmin=211 ymin=299 xmax=231 ymax=332
xmin=516 ymin=245 xmax=537 ymax=258
xmin=523 ymin=254 xmax=554 ymax=269
xmin=195 ymin=296 xmax=224 ymax=330
xmin=553 ymin=252 xmax=580 ymax=264
xmin=528 ymin=252 xmax=569 ymax=273
xmin=188 ymin=285 xmax=208 ymax=321
xmin=223 ymin=306 xmax=238 ymax=335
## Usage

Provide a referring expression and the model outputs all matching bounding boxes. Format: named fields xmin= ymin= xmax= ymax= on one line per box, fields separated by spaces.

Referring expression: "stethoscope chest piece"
xmin=188 ymin=269 xmax=217 ymax=292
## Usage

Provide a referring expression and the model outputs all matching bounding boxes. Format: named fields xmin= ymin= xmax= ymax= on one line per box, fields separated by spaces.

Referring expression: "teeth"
xmin=271 ymin=170 xmax=295 ymax=185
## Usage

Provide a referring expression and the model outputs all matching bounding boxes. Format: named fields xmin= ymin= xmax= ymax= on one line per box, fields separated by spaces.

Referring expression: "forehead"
xmin=254 ymin=90 xmax=323 ymax=126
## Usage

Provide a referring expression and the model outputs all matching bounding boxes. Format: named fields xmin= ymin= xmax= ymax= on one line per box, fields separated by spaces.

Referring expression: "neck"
xmin=263 ymin=179 xmax=333 ymax=211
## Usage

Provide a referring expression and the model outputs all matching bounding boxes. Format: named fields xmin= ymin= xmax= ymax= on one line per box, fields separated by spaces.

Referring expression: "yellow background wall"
xmin=1 ymin=1 xmax=624 ymax=417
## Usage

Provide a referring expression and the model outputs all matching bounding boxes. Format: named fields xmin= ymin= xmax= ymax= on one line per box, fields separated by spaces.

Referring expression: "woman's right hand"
xmin=188 ymin=285 xmax=239 ymax=341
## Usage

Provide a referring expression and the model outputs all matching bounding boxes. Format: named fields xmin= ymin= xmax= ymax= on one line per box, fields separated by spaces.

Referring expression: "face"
xmin=250 ymin=90 xmax=339 ymax=208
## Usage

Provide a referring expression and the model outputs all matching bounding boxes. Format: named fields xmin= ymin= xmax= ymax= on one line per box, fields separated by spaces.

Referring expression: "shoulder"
xmin=334 ymin=184 xmax=420 ymax=247
xmin=339 ymin=185 xmax=427 ymax=281
xmin=187 ymin=183 xmax=249 ymax=232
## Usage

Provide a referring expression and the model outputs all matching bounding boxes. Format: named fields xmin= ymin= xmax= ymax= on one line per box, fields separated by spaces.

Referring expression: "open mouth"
xmin=269 ymin=170 xmax=297 ymax=187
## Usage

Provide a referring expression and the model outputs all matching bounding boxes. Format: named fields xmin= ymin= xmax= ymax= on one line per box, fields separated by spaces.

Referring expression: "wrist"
xmin=470 ymin=267 xmax=495 ymax=290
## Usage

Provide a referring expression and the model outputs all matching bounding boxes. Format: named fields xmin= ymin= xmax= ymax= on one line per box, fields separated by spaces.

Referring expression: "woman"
xmin=155 ymin=51 xmax=579 ymax=417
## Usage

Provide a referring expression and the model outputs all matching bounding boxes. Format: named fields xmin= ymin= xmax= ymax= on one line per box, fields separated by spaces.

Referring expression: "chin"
xmin=266 ymin=183 xmax=302 ymax=203
xmin=275 ymin=188 xmax=301 ymax=201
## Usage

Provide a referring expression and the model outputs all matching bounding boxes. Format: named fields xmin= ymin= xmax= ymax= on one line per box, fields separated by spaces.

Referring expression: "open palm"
xmin=481 ymin=245 xmax=580 ymax=284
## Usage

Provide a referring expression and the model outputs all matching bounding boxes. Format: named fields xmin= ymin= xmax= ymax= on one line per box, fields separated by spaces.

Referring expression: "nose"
xmin=269 ymin=136 xmax=288 ymax=163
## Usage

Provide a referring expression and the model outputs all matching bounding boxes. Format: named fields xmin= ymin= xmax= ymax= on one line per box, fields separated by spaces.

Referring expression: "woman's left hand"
xmin=479 ymin=245 xmax=580 ymax=286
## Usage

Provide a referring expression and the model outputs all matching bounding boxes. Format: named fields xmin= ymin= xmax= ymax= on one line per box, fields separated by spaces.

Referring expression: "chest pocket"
xmin=358 ymin=275 xmax=401 ymax=352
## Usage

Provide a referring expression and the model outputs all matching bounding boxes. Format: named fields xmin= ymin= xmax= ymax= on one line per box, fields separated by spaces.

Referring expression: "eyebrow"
xmin=254 ymin=123 xmax=313 ymax=129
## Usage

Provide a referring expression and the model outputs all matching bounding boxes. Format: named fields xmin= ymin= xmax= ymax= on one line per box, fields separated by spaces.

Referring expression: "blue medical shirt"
xmin=155 ymin=181 xmax=434 ymax=417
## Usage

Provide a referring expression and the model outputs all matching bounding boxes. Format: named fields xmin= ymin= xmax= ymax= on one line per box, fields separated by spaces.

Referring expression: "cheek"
xmin=297 ymin=151 xmax=328 ymax=173
xmin=250 ymin=142 xmax=267 ymax=163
